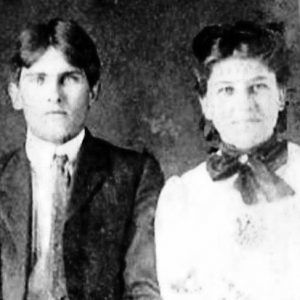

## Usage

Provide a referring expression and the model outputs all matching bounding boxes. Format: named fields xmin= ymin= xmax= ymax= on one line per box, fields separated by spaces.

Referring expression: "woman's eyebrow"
xmin=211 ymin=80 xmax=233 ymax=86
xmin=23 ymin=72 xmax=46 ymax=78
xmin=249 ymin=76 xmax=269 ymax=82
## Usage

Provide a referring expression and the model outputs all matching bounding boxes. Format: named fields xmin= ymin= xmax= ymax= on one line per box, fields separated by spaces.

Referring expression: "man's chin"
xmin=34 ymin=131 xmax=75 ymax=145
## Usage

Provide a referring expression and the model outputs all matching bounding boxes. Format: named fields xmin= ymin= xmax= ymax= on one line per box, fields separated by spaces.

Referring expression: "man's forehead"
xmin=21 ymin=46 xmax=80 ymax=75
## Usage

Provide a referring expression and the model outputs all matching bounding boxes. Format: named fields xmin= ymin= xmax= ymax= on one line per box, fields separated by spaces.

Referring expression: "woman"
xmin=155 ymin=21 xmax=300 ymax=300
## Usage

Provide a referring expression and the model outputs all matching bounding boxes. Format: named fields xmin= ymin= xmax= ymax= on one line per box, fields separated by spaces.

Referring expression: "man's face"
xmin=10 ymin=47 xmax=98 ymax=144
xmin=201 ymin=57 xmax=284 ymax=150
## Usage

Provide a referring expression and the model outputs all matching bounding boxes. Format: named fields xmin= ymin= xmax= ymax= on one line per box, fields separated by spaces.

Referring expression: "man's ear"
xmin=89 ymin=81 xmax=100 ymax=106
xmin=193 ymin=67 xmax=201 ymax=85
xmin=278 ymin=87 xmax=286 ymax=111
xmin=8 ymin=82 xmax=23 ymax=110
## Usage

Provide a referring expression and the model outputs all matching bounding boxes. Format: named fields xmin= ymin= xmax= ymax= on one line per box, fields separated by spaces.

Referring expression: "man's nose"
xmin=47 ymin=81 xmax=62 ymax=103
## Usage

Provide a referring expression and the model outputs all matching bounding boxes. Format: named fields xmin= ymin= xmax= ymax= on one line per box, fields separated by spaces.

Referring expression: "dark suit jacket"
xmin=0 ymin=130 xmax=164 ymax=300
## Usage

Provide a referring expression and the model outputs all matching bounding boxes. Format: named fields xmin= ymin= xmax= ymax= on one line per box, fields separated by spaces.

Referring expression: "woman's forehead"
xmin=208 ymin=57 xmax=276 ymax=84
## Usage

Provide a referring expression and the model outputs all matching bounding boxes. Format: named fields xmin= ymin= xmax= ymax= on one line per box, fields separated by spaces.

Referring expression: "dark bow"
xmin=206 ymin=136 xmax=295 ymax=204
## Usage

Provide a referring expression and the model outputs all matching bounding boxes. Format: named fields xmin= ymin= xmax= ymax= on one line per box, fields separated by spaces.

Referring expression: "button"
xmin=238 ymin=154 xmax=248 ymax=164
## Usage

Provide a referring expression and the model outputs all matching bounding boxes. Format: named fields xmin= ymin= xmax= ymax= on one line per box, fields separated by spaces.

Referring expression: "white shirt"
xmin=26 ymin=129 xmax=85 ymax=260
xmin=155 ymin=142 xmax=300 ymax=300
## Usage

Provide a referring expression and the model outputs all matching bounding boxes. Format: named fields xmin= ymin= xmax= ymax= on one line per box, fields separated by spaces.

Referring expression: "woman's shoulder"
xmin=282 ymin=142 xmax=300 ymax=189
xmin=288 ymin=141 xmax=300 ymax=160
xmin=161 ymin=161 xmax=210 ymax=197
xmin=285 ymin=141 xmax=300 ymax=174
xmin=156 ymin=161 xmax=211 ymax=219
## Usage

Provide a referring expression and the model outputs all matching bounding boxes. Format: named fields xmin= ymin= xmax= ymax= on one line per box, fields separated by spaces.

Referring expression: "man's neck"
xmin=25 ymin=129 xmax=85 ymax=169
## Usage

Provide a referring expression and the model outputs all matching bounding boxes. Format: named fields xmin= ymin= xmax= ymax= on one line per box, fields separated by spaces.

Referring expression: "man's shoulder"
xmin=85 ymin=134 xmax=164 ymax=187
xmin=84 ymin=134 xmax=160 ymax=172
xmin=0 ymin=147 xmax=24 ymax=175
xmin=87 ymin=135 xmax=146 ymax=160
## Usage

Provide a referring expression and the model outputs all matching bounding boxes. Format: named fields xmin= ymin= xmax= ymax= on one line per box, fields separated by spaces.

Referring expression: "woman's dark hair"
xmin=10 ymin=18 xmax=100 ymax=88
xmin=192 ymin=21 xmax=290 ymax=98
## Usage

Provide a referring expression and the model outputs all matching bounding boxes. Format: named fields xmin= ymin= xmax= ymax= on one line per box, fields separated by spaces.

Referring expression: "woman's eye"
xmin=219 ymin=86 xmax=234 ymax=95
xmin=32 ymin=75 xmax=45 ymax=85
xmin=249 ymin=83 xmax=268 ymax=94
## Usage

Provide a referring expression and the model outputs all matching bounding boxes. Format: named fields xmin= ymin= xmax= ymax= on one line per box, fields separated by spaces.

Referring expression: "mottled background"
xmin=0 ymin=0 xmax=299 ymax=177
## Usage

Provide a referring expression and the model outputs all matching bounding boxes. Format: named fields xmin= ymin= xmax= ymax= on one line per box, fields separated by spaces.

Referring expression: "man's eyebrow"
xmin=62 ymin=70 xmax=85 ymax=76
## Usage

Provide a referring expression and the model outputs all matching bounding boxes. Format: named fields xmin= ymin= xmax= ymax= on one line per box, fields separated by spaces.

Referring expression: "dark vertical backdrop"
xmin=0 ymin=0 xmax=299 ymax=177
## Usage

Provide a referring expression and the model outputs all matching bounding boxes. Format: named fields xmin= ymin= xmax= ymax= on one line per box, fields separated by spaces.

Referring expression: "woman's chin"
xmin=222 ymin=134 xmax=271 ymax=151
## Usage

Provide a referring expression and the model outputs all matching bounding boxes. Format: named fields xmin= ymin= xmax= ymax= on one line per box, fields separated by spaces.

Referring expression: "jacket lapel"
xmin=64 ymin=132 xmax=112 ymax=298
xmin=66 ymin=130 xmax=111 ymax=221
xmin=0 ymin=148 xmax=32 ymax=300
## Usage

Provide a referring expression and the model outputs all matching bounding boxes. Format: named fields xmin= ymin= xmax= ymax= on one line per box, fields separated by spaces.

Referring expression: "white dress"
xmin=155 ymin=142 xmax=300 ymax=300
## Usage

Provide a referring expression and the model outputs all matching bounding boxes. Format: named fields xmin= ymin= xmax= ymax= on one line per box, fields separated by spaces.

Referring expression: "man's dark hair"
xmin=192 ymin=21 xmax=290 ymax=97
xmin=10 ymin=18 xmax=100 ymax=88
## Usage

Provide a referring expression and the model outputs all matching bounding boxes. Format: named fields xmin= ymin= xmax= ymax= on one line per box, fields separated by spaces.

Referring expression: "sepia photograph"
xmin=0 ymin=0 xmax=299 ymax=299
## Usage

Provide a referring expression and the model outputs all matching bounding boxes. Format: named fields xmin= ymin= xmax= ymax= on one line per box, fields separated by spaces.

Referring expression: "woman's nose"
xmin=236 ymin=88 xmax=256 ymax=111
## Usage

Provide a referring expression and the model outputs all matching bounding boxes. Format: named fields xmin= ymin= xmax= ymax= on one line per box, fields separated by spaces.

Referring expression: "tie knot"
xmin=53 ymin=154 xmax=69 ymax=171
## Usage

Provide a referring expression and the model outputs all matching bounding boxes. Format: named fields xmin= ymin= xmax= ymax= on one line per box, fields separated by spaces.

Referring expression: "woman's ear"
xmin=193 ymin=67 xmax=212 ymax=120
xmin=8 ymin=82 xmax=23 ymax=110
xmin=199 ymin=95 xmax=212 ymax=120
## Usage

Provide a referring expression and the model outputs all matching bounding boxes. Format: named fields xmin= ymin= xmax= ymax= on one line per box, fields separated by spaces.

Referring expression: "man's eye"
xmin=62 ymin=74 xmax=81 ymax=85
xmin=218 ymin=86 xmax=234 ymax=95
xmin=249 ymin=83 xmax=268 ymax=94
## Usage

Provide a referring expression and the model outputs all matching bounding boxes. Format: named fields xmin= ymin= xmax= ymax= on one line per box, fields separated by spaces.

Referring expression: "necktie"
xmin=206 ymin=135 xmax=295 ymax=204
xmin=28 ymin=154 xmax=70 ymax=300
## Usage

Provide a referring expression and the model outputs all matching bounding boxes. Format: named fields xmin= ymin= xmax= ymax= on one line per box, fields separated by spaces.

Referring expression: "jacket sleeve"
xmin=123 ymin=152 xmax=164 ymax=300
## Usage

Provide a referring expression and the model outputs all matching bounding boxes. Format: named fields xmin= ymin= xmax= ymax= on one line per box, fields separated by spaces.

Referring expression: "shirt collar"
xmin=26 ymin=129 xmax=85 ymax=170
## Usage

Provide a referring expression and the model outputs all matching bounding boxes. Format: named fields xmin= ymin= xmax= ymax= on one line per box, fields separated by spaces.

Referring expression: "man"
xmin=0 ymin=18 xmax=164 ymax=299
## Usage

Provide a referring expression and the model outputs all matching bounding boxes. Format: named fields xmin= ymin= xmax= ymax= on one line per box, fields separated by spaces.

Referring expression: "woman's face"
xmin=201 ymin=57 xmax=285 ymax=150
